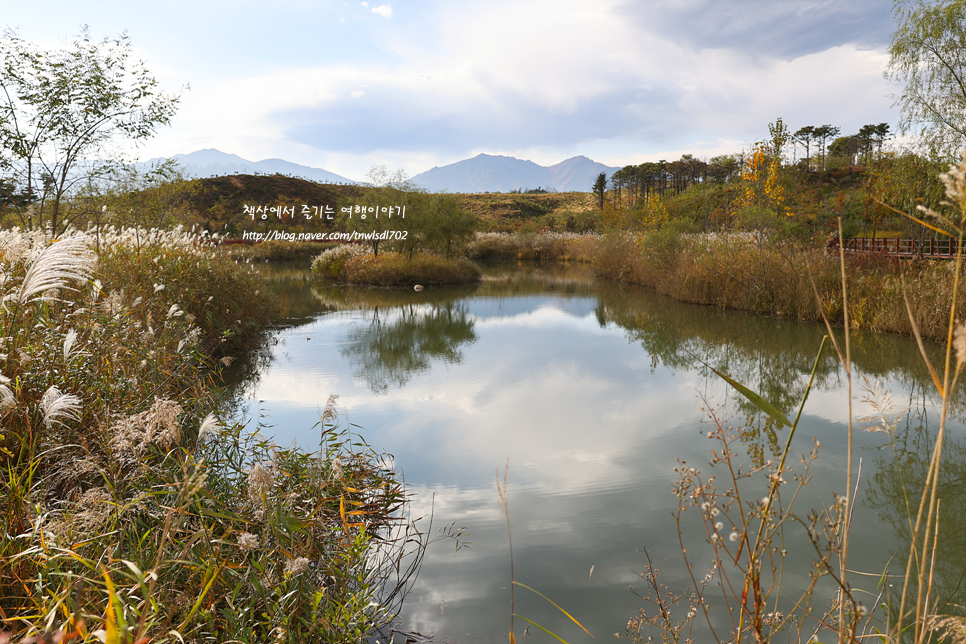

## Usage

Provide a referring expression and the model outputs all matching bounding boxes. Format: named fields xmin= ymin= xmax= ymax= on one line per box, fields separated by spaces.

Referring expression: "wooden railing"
xmin=830 ymin=237 xmax=961 ymax=260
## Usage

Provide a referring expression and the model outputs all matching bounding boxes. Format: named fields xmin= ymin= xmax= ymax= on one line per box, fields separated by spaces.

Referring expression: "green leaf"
xmin=688 ymin=352 xmax=793 ymax=427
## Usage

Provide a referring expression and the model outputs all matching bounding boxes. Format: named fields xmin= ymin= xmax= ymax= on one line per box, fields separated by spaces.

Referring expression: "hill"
xmin=456 ymin=191 xmax=598 ymax=230
xmin=174 ymin=174 xmax=357 ymax=232
xmin=156 ymin=174 xmax=598 ymax=234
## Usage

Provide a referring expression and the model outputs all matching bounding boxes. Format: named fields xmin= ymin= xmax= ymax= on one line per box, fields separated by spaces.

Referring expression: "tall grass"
xmin=0 ymin=227 xmax=425 ymax=643
xmin=594 ymin=229 xmax=963 ymax=341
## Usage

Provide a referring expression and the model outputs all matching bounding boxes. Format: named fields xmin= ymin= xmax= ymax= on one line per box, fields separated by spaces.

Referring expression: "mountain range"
xmin=148 ymin=149 xmax=619 ymax=193
xmin=410 ymin=153 xmax=619 ymax=193
xmin=143 ymin=149 xmax=356 ymax=185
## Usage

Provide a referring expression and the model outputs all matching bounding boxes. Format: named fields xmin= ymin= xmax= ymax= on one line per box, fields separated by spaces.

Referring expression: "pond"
xmin=228 ymin=261 xmax=966 ymax=642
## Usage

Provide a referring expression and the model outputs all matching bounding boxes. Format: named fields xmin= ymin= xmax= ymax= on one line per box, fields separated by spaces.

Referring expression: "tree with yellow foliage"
xmin=735 ymin=142 xmax=790 ymax=220
xmin=635 ymin=192 xmax=670 ymax=232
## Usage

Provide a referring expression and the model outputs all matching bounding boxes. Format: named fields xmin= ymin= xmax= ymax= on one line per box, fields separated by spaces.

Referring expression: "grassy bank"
xmin=592 ymin=230 xmax=962 ymax=341
xmin=0 ymin=228 xmax=414 ymax=643
xmin=465 ymin=231 xmax=600 ymax=261
xmin=312 ymin=244 xmax=481 ymax=286
xmin=222 ymin=239 xmax=337 ymax=263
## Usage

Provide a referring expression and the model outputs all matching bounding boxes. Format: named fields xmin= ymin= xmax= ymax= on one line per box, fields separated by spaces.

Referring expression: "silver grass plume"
xmin=0 ymin=373 xmax=13 ymax=412
xmin=63 ymin=329 xmax=84 ymax=364
xmin=198 ymin=412 xmax=218 ymax=440
xmin=0 ymin=386 xmax=14 ymax=412
xmin=16 ymin=236 xmax=96 ymax=304
xmin=41 ymin=386 xmax=82 ymax=428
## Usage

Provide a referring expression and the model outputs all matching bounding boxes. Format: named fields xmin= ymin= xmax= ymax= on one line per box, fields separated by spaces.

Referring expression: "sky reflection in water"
xmin=234 ymin=263 xmax=966 ymax=642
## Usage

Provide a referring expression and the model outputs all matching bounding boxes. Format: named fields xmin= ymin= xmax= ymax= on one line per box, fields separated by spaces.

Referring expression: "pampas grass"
xmin=39 ymin=385 xmax=82 ymax=429
xmin=0 ymin=226 xmax=433 ymax=644
xmin=14 ymin=234 xmax=96 ymax=304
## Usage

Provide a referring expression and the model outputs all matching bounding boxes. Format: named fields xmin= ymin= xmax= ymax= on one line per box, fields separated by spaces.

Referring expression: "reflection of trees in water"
xmin=865 ymin=406 xmax=966 ymax=624
xmin=596 ymin=277 xmax=966 ymax=623
xmin=217 ymin=331 xmax=279 ymax=418
xmin=341 ymin=302 xmax=477 ymax=394
xmin=593 ymin=280 xmax=966 ymax=461
xmin=251 ymin=263 xmax=331 ymax=324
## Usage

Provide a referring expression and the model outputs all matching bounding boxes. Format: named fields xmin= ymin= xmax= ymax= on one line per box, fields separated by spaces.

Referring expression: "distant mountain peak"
xmin=410 ymin=154 xmax=619 ymax=193
xmin=145 ymin=148 xmax=616 ymax=193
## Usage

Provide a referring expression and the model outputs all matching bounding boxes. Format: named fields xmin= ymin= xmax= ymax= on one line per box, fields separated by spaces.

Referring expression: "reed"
xmin=593 ymin=229 xmax=965 ymax=342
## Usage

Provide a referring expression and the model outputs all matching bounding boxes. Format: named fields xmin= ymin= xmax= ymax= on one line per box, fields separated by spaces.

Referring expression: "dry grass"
xmin=593 ymin=230 xmax=963 ymax=341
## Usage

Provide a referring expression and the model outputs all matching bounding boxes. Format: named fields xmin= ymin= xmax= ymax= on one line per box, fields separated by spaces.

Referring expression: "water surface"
xmin=232 ymin=262 xmax=966 ymax=642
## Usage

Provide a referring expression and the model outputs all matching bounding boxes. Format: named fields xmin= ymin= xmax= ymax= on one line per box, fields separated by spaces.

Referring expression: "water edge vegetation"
xmin=0 ymin=227 xmax=443 ymax=643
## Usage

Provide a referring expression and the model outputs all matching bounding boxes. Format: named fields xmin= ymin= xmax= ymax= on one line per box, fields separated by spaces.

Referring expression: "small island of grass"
xmin=312 ymin=244 xmax=481 ymax=287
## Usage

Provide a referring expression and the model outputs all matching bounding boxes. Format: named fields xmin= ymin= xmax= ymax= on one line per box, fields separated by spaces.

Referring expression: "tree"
xmin=593 ymin=172 xmax=607 ymax=210
xmin=794 ymin=126 xmax=817 ymax=171
xmin=345 ymin=165 xmax=419 ymax=255
xmin=0 ymin=27 xmax=181 ymax=236
xmin=829 ymin=135 xmax=861 ymax=168
xmin=886 ymin=0 xmax=966 ymax=156
xmin=707 ymin=155 xmax=740 ymax=183
xmin=398 ymin=192 xmax=477 ymax=258
xmin=871 ymin=122 xmax=892 ymax=159
xmin=734 ymin=142 xmax=789 ymax=221
xmin=812 ymin=125 xmax=840 ymax=170
xmin=89 ymin=159 xmax=192 ymax=247
xmin=768 ymin=117 xmax=791 ymax=163
xmin=0 ymin=176 xmax=27 ymax=218
xmin=868 ymin=152 xmax=946 ymax=238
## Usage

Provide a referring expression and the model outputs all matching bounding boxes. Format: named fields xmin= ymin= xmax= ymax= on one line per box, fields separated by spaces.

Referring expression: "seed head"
xmin=41 ymin=386 xmax=82 ymax=428
xmin=331 ymin=457 xmax=344 ymax=481
xmin=248 ymin=463 xmax=274 ymax=497
xmin=237 ymin=531 xmax=259 ymax=551
xmin=955 ymin=322 xmax=966 ymax=369
xmin=283 ymin=556 xmax=310 ymax=577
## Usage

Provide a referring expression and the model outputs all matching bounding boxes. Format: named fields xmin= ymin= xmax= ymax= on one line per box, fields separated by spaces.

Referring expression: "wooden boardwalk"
xmin=831 ymin=237 xmax=961 ymax=260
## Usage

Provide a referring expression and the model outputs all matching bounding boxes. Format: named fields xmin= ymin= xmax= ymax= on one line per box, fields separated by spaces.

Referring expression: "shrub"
xmin=313 ymin=245 xmax=481 ymax=286
xmin=311 ymin=243 xmax=373 ymax=280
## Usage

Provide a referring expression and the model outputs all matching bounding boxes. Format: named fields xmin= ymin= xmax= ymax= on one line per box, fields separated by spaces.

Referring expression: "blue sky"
xmin=2 ymin=0 xmax=899 ymax=181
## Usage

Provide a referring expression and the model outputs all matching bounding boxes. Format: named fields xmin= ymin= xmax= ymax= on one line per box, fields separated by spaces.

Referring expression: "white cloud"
xmin=127 ymin=0 xmax=898 ymax=179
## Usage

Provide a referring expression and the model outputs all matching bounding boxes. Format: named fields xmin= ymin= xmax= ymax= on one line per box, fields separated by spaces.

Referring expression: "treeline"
xmin=596 ymin=117 xmax=952 ymax=242
xmin=604 ymin=121 xmax=896 ymax=213
xmin=607 ymin=154 xmax=741 ymax=210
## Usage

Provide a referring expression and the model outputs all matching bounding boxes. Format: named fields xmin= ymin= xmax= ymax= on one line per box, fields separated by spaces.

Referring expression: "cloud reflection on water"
xmin=237 ymin=263 xmax=965 ymax=640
